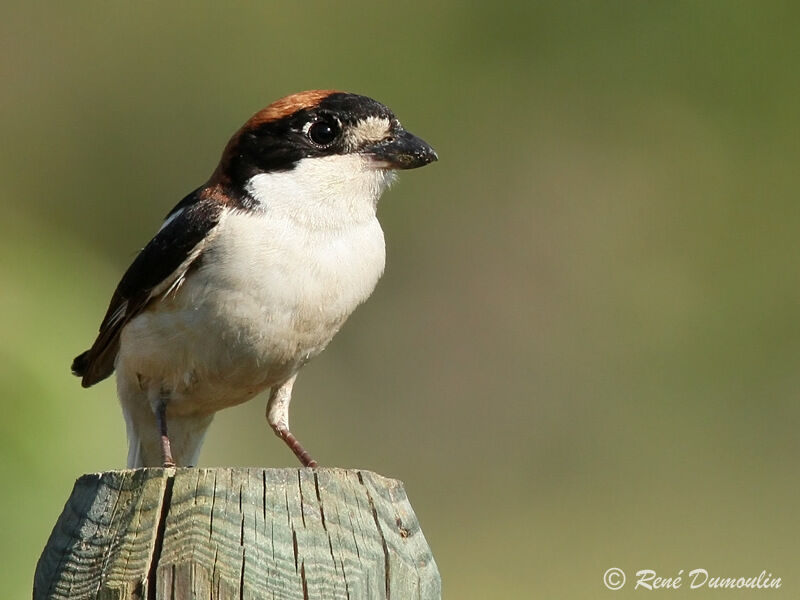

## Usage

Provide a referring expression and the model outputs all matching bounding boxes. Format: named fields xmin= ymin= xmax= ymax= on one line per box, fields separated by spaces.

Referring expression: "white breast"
xmin=117 ymin=155 xmax=391 ymax=413
xmin=198 ymin=206 xmax=386 ymax=362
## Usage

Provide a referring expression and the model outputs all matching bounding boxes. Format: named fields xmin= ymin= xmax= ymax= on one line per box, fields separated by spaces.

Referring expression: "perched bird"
xmin=72 ymin=90 xmax=437 ymax=468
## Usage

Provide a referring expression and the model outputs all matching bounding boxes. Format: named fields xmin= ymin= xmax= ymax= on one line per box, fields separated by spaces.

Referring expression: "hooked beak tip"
xmin=367 ymin=129 xmax=438 ymax=170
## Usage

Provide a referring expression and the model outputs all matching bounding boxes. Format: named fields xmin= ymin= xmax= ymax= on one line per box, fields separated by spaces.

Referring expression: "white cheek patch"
xmin=345 ymin=116 xmax=392 ymax=149
xmin=245 ymin=154 xmax=395 ymax=228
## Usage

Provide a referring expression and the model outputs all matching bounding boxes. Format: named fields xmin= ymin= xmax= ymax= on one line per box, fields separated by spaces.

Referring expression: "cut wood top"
xmin=34 ymin=468 xmax=440 ymax=600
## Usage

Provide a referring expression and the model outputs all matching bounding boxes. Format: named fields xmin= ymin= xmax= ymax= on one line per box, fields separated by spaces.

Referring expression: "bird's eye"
xmin=307 ymin=118 xmax=340 ymax=146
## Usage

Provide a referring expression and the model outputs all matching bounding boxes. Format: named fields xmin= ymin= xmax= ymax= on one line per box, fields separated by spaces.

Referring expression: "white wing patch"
xmin=149 ymin=212 xmax=226 ymax=302
xmin=158 ymin=207 xmax=186 ymax=232
xmin=106 ymin=300 xmax=129 ymax=329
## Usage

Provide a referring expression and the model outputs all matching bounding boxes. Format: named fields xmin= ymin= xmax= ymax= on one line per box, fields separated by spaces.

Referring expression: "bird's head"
xmin=210 ymin=90 xmax=437 ymax=212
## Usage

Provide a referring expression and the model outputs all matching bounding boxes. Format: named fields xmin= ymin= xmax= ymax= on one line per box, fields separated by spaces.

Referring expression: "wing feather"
xmin=73 ymin=191 xmax=223 ymax=387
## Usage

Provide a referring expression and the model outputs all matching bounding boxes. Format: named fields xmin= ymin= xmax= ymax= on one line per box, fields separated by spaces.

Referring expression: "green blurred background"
xmin=2 ymin=2 xmax=799 ymax=597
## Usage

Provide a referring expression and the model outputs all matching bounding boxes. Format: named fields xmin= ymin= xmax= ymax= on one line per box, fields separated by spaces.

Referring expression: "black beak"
xmin=367 ymin=129 xmax=438 ymax=170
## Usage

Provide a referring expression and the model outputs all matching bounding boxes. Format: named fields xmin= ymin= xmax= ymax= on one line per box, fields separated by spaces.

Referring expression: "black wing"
xmin=72 ymin=190 xmax=222 ymax=387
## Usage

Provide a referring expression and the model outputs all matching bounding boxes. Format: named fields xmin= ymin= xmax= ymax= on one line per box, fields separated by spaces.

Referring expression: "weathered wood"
xmin=34 ymin=468 xmax=440 ymax=599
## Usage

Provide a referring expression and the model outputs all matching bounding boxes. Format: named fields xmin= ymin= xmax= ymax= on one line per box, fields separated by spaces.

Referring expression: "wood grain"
xmin=34 ymin=468 xmax=440 ymax=599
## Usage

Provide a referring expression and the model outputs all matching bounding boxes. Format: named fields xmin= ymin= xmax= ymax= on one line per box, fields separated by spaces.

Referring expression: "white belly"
xmin=116 ymin=209 xmax=386 ymax=415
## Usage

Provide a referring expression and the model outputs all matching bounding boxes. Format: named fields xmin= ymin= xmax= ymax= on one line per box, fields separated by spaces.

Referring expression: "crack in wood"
xmin=292 ymin=528 xmax=299 ymax=573
xmin=94 ymin=473 xmax=126 ymax=597
xmin=346 ymin=511 xmax=361 ymax=562
xmin=300 ymin=560 xmax=309 ymax=600
xmin=146 ymin=472 xmax=174 ymax=600
xmin=341 ymin=558 xmax=351 ymax=600
xmin=297 ymin=469 xmax=306 ymax=528
xmin=209 ymin=471 xmax=217 ymax=539
xmin=262 ymin=470 xmax=267 ymax=522
xmin=313 ymin=472 xmax=327 ymax=531
xmin=358 ymin=471 xmax=391 ymax=600
xmin=34 ymin=468 xmax=440 ymax=599
xmin=239 ymin=548 xmax=246 ymax=600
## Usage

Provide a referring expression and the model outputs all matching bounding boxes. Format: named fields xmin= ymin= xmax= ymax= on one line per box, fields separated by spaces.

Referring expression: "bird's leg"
xmin=151 ymin=388 xmax=175 ymax=468
xmin=267 ymin=374 xmax=318 ymax=468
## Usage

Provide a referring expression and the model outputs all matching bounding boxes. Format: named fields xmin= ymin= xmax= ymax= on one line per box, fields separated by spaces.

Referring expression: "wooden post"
xmin=34 ymin=468 xmax=440 ymax=599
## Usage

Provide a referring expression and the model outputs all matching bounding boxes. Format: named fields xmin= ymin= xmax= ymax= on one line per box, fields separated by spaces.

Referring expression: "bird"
xmin=72 ymin=90 xmax=437 ymax=468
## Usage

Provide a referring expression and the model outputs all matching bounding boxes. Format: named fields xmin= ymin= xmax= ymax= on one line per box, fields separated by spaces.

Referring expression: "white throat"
xmin=245 ymin=155 xmax=396 ymax=229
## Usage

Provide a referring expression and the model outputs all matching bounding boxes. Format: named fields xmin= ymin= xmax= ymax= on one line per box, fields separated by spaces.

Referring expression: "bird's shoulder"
xmin=72 ymin=188 xmax=225 ymax=386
